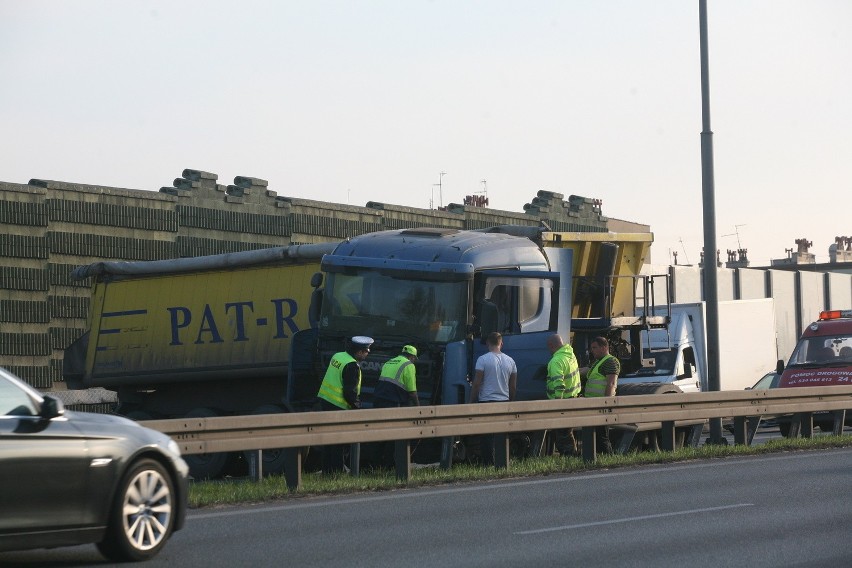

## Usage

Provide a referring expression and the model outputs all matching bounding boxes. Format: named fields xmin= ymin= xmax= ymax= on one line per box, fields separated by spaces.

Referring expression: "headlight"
xmin=167 ymin=438 xmax=182 ymax=457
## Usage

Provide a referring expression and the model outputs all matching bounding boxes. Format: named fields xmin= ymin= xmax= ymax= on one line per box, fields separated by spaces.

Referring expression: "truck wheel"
xmin=184 ymin=407 xmax=229 ymax=479
xmin=96 ymin=458 xmax=176 ymax=562
xmin=243 ymin=404 xmax=289 ymax=475
xmin=779 ymin=422 xmax=793 ymax=438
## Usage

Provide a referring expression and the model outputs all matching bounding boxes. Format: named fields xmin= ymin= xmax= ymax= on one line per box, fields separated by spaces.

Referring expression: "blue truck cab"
xmin=288 ymin=227 xmax=573 ymax=409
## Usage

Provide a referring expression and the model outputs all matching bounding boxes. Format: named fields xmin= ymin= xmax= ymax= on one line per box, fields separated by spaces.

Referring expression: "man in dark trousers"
xmin=581 ymin=336 xmax=620 ymax=454
xmin=371 ymin=344 xmax=419 ymax=467
xmin=316 ymin=335 xmax=373 ymax=472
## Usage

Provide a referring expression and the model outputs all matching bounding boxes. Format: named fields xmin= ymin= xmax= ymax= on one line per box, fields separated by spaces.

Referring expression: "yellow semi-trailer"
xmin=64 ymin=244 xmax=337 ymax=420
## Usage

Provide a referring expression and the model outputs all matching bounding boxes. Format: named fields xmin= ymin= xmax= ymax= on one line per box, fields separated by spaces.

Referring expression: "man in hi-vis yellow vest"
xmin=317 ymin=335 xmax=373 ymax=472
xmin=581 ymin=336 xmax=620 ymax=454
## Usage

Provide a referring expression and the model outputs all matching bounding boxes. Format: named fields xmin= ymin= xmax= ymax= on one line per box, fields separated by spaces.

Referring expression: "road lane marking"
xmin=515 ymin=503 xmax=754 ymax=534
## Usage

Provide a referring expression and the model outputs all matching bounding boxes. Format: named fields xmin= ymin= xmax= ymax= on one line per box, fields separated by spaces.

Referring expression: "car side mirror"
xmin=776 ymin=359 xmax=784 ymax=374
xmin=41 ymin=395 xmax=65 ymax=420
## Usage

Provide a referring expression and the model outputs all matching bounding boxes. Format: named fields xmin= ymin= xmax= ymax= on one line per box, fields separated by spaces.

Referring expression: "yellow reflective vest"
xmin=546 ymin=344 xmax=581 ymax=399
xmin=585 ymin=354 xmax=618 ymax=398
xmin=317 ymin=351 xmax=361 ymax=409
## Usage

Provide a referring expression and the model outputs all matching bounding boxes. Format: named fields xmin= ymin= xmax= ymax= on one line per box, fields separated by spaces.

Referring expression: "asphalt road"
xmin=4 ymin=446 xmax=852 ymax=568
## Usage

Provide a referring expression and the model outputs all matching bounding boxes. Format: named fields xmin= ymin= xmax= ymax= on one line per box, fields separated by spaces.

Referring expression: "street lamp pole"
xmin=699 ymin=0 xmax=723 ymax=444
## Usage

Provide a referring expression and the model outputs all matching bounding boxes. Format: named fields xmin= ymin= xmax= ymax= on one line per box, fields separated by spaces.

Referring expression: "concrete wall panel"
xmin=798 ymin=271 xmax=826 ymax=330
xmin=738 ymin=268 xmax=768 ymax=300
xmin=827 ymin=272 xmax=852 ymax=310
xmin=768 ymin=270 xmax=798 ymax=361
xmin=672 ymin=265 xmax=702 ymax=303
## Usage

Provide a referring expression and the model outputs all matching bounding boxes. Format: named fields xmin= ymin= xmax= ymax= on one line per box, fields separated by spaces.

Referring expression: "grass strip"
xmin=188 ymin=435 xmax=852 ymax=508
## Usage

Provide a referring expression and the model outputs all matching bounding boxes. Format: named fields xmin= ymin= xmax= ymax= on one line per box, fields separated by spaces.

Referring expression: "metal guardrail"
xmin=144 ymin=386 xmax=852 ymax=489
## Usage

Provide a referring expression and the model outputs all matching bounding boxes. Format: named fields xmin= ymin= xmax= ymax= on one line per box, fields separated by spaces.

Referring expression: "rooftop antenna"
xmin=679 ymin=237 xmax=690 ymax=265
xmin=721 ymin=224 xmax=746 ymax=248
xmin=432 ymin=171 xmax=446 ymax=208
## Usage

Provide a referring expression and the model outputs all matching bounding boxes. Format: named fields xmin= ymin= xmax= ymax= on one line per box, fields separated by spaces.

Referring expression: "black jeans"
xmin=369 ymin=397 xmax=404 ymax=468
xmin=318 ymin=399 xmax=347 ymax=473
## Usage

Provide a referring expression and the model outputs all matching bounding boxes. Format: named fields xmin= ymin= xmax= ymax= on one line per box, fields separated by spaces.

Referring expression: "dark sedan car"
xmin=0 ymin=366 xmax=188 ymax=562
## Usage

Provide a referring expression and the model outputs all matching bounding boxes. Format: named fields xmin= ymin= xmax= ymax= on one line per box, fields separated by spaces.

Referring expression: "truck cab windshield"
xmin=320 ymin=272 xmax=468 ymax=342
xmin=788 ymin=335 xmax=852 ymax=366
xmin=631 ymin=348 xmax=676 ymax=376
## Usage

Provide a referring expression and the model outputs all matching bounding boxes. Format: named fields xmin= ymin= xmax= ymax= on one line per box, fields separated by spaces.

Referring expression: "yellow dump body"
xmin=77 ymin=257 xmax=322 ymax=388
xmin=541 ymin=231 xmax=653 ymax=320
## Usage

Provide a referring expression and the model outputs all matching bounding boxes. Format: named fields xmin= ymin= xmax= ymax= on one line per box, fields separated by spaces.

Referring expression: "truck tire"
xmin=183 ymin=407 xmax=230 ymax=479
xmin=614 ymin=383 xmax=687 ymax=452
xmin=243 ymin=404 xmax=290 ymax=475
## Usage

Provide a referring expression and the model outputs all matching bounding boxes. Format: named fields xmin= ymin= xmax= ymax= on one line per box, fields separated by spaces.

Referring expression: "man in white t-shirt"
xmin=470 ymin=332 xmax=517 ymax=465
xmin=470 ymin=331 xmax=517 ymax=403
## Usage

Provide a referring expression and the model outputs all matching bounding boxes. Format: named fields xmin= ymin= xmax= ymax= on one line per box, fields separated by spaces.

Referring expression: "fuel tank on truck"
xmin=64 ymin=244 xmax=337 ymax=389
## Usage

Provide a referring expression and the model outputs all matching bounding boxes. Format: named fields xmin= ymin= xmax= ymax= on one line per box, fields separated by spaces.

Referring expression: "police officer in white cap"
xmin=317 ymin=335 xmax=374 ymax=411
xmin=317 ymin=335 xmax=373 ymax=473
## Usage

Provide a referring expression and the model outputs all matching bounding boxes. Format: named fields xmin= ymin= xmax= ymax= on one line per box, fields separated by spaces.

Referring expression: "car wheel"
xmin=97 ymin=458 xmax=176 ymax=562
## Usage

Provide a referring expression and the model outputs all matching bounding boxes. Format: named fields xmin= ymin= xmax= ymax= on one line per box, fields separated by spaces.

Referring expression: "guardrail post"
xmin=284 ymin=448 xmax=302 ymax=491
xmin=247 ymin=450 xmax=263 ymax=482
xmin=687 ymin=423 xmax=704 ymax=447
xmin=349 ymin=443 xmax=361 ymax=477
xmin=494 ymin=433 xmax=509 ymax=469
xmin=394 ymin=440 xmax=411 ymax=481
xmin=799 ymin=413 xmax=814 ymax=438
xmin=614 ymin=425 xmax=637 ymax=454
xmin=831 ymin=410 xmax=846 ymax=436
xmin=440 ymin=437 xmax=454 ymax=469
xmin=733 ymin=417 xmax=761 ymax=446
xmin=529 ymin=430 xmax=548 ymax=457
xmin=732 ymin=417 xmax=748 ymax=445
xmin=581 ymin=427 xmax=596 ymax=463
xmin=661 ymin=421 xmax=676 ymax=451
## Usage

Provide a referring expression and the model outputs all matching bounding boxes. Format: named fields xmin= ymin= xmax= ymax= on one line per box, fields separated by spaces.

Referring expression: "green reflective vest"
xmin=546 ymin=344 xmax=581 ymax=399
xmin=378 ymin=355 xmax=417 ymax=392
xmin=585 ymin=354 xmax=618 ymax=398
xmin=317 ymin=351 xmax=361 ymax=409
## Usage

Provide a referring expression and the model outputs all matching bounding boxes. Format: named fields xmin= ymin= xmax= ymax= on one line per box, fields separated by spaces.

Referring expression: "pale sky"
xmin=2 ymin=1 xmax=850 ymax=266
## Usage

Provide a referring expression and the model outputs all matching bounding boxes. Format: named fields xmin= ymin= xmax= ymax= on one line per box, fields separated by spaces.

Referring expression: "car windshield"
xmin=787 ymin=334 xmax=852 ymax=365
xmin=0 ymin=368 xmax=40 ymax=416
xmin=320 ymin=272 xmax=469 ymax=342
xmin=751 ymin=372 xmax=779 ymax=390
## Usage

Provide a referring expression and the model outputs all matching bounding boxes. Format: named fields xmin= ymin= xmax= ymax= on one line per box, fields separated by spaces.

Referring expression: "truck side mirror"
xmin=776 ymin=359 xmax=784 ymax=374
xmin=308 ymin=273 xmax=324 ymax=329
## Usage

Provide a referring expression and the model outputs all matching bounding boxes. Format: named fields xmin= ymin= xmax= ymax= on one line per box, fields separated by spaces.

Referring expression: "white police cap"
xmin=351 ymin=336 xmax=374 ymax=348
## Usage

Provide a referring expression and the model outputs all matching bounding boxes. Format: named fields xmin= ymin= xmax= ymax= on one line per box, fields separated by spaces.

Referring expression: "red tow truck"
xmin=777 ymin=309 xmax=852 ymax=434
